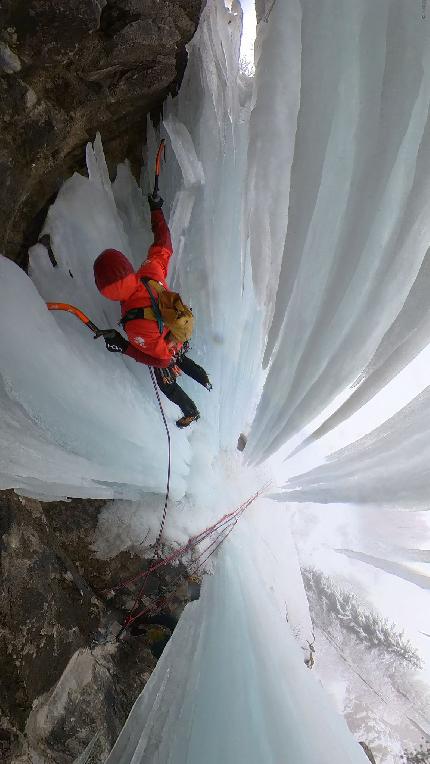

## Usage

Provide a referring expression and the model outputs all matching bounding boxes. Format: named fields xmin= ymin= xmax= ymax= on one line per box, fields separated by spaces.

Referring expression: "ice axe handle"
xmin=153 ymin=139 xmax=165 ymax=197
xmin=46 ymin=302 xmax=100 ymax=335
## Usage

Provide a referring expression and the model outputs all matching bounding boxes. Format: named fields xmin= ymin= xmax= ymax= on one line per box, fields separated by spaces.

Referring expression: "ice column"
xmin=284 ymin=385 xmax=430 ymax=508
xmin=246 ymin=0 xmax=430 ymax=463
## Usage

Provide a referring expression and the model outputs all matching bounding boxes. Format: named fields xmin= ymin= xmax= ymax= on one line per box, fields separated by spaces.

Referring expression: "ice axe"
xmin=47 ymin=303 xmax=127 ymax=347
xmin=46 ymin=302 xmax=100 ymax=334
xmin=153 ymin=138 xmax=165 ymax=198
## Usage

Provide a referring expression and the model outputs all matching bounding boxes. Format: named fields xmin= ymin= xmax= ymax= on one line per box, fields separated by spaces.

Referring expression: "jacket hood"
xmin=94 ymin=249 xmax=139 ymax=301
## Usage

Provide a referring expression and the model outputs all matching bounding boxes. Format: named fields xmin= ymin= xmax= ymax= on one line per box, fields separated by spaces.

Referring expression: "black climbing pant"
xmin=154 ymin=355 xmax=209 ymax=417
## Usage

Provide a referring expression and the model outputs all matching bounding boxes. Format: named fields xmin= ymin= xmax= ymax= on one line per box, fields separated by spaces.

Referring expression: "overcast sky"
xmin=239 ymin=0 xmax=257 ymax=62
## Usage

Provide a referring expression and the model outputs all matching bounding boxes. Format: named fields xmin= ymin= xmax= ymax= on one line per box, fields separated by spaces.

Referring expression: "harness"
xmin=119 ymin=278 xmax=164 ymax=334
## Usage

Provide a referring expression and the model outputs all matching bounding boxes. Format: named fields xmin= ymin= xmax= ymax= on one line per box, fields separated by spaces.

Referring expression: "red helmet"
xmin=94 ymin=249 xmax=138 ymax=301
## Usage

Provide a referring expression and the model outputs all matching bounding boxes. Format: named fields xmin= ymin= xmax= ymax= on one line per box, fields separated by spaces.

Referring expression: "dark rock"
xmin=360 ymin=741 xmax=377 ymax=763
xmin=0 ymin=492 xmax=101 ymax=740
xmin=0 ymin=489 xmax=193 ymax=763
xmin=237 ymin=432 xmax=247 ymax=451
xmin=0 ymin=0 xmax=203 ymax=266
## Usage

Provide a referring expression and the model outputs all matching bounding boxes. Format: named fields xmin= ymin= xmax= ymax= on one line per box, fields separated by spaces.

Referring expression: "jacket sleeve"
xmin=151 ymin=209 xmax=172 ymax=252
xmin=138 ymin=210 xmax=173 ymax=282
xmin=123 ymin=342 xmax=172 ymax=368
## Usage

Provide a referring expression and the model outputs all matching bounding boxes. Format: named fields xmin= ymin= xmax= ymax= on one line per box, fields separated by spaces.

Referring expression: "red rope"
xmin=116 ymin=484 xmax=270 ymax=631
xmin=122 ymin=517 xmax=242 ymax=629
xmin=188 ymin=516 xmax=242 ymax=576
xmin=120 ymin=515 xmax=240 ymax=629
xmin=117 ymin=368 xmax=172 ymax=635
xmin=148 ymin=366 xmax=171 ymax=552
xmin=109 ymin=486 xmax=268 ymax=595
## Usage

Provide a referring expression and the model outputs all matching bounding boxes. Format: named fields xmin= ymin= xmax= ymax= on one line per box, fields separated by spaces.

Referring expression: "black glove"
xmin=148 ymin=193 xmax=164 ymax=211
xmin=94 ymin=329 xmax=128 ymax=353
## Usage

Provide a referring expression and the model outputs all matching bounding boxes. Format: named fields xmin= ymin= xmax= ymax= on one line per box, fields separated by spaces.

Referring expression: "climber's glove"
xmin=94 ymin=328 xmax=128 ymax=353
xmin=148 ymin=193 xmax=164 ymax=211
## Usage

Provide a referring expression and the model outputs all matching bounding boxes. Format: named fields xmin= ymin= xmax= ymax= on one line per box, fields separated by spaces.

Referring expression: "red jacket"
xmin=94 ymin=210 xmax=175 ymax=367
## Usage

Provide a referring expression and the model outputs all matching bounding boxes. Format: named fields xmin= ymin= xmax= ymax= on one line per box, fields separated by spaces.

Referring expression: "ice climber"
xmin=93 ymin=192 xmax=212 ymax=428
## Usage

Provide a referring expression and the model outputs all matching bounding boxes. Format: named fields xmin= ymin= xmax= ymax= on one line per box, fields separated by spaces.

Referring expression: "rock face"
xmin=0 ymin=490 xmax=192 ymax=763
xmin=359 ymin=741 xmax=377 ymax=763
xmin=0 ymin=0 xmax=202 ymax=266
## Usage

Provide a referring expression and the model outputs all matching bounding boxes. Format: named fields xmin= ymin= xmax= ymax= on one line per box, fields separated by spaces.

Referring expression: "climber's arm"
xmin=150 ymin=209 xmax=172 ymax=253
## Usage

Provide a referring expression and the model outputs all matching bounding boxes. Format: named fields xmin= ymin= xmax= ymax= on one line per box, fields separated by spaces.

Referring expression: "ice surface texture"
xmin=105 ymin=509 xmax=368 ymax=764
xmin=285 ymin=385 xmax=430 ymax=508
xmin=245 ymin=0 xmax=430 ymax=463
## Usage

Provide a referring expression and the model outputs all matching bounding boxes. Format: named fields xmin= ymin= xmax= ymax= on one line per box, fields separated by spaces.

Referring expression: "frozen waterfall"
xmin=245 ymin=0 xmax=430 ymax=464
xmin=1 ymin=0 xmax=430 ymax=762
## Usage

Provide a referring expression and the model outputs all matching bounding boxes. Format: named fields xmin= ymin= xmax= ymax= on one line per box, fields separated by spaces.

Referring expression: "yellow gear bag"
xmin=146 ymin=280 xmax=194 ymax=343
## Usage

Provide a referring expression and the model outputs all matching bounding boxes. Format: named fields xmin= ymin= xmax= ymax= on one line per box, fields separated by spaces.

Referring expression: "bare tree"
xmin=302 ymin=567 xmax=422 ymax=668
xmin=239 ymin=56 xmax=255 ymax=78
xmin=401 ymin=742 xmax=430 ymax=762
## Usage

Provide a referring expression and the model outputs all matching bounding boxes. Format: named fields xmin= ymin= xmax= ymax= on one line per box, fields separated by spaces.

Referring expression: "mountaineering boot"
xmin=176 ymin=412 xmax=200 ymax=428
